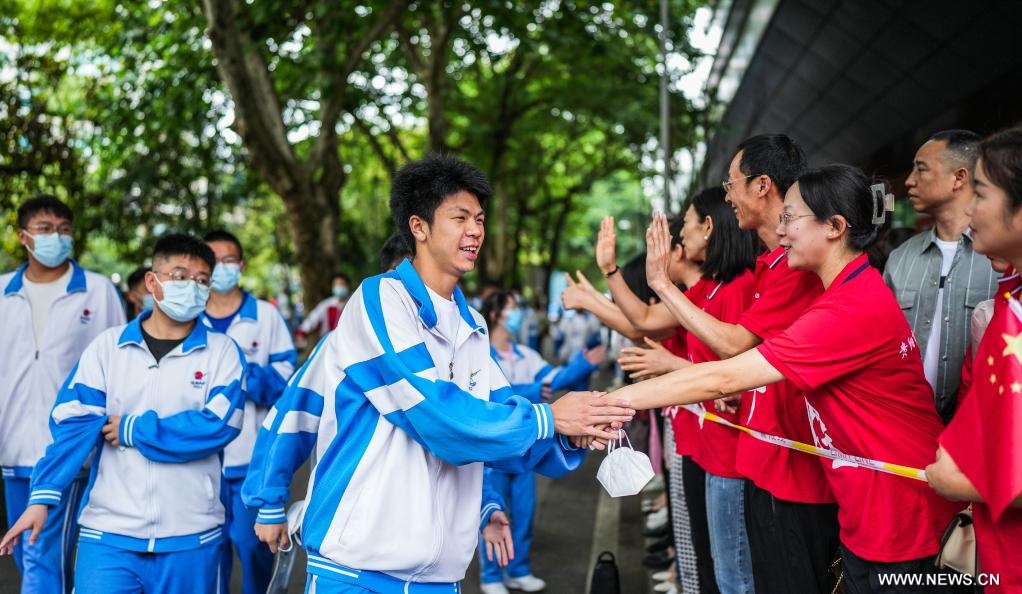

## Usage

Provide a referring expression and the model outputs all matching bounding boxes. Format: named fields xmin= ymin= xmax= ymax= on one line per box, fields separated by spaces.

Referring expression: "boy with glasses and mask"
xmin=202 ymin=229 xmax=297 ymax=594
xmin=0 ymin=194 xmax=124 ymax=594
xmin=0 ymin=234 xmax=247 ymax=594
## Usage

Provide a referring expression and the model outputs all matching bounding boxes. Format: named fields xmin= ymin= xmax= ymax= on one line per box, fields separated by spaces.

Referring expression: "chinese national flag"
xmin=942 ymin=290 xmax=1022 ymax=520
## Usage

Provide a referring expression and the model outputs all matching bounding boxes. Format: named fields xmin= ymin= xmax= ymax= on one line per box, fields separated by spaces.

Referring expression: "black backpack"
xmin=589 ymin=550 xmax=621 ymax=594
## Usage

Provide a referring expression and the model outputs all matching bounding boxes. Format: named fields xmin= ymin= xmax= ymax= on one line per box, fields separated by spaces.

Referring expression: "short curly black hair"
xmin=389 ymin=154 xmax=492 ymax=255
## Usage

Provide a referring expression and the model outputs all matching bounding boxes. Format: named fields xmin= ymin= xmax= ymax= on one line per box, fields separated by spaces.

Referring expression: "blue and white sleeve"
xmin=29 ymin=340 xmax=109 ymax=506
xmin=242 ymin=337 xmax=328 ymax=524
xmin=120 ymin=339 xmax=246 ymax=463
xmin=342 ymin=278 xmax=555 ymax=467
xmin=246 ymin=307 xmax=297 ymax=406
xmin=480 ymin=467 xmax=506 ymax=531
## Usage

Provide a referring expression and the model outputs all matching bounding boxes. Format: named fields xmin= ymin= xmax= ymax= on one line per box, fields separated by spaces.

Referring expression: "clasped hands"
xmin=549 ymin=390 xmax=634 ymax=451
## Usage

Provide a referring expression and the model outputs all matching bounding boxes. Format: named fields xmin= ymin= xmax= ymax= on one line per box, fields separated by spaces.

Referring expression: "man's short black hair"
xmin=203 ymin=229 xmax=244 ymax=260
xmin=379 ymin=232 xmax=412 ymax=272
xmin=389 ymin=154 xmax=493 ymax=255
xmin=153 ymin=234 xmax=216 ymax=273
xmin=127 ymin=267 xmax=150 ymax=290
xmin=929 ymin=129 xmax=981 ymax=175
xmin=735 ymin=134 xmax=807 ymax=196
xmin=17 ymin=195 xmax=74 ymax=229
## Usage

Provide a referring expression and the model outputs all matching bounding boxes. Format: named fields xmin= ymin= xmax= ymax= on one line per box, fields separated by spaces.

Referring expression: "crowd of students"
xmin=0 ymin=123 xmax=1019 ymax=594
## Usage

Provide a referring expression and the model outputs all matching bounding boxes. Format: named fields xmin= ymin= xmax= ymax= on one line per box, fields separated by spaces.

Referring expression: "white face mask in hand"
xmin=596 ymin=431 xmax=654 ymax=497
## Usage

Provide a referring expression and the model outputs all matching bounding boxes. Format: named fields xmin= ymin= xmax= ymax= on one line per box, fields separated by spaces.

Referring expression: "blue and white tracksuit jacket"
xmin=479 ymin=343 xmax=599 ymax=581
xmin=242 ymin=260 xmax=586 ymax=587
xmin=0 ymin=261 xmax=125 ymax=477
xmin=201 ymin=292 xmax=297 ymax=478
xmin=28 ymin=313 xmax=246 ymax=552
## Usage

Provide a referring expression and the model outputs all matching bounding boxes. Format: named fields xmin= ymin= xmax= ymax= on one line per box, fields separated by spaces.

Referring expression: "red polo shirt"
xmin=733 ymin=247 xmax=833 ymax=503
xmin=758 ymin=255 xmax=958 ymax=561
xmin=687 ymin=273 xmax=755 ymax=478
xmin=663 ymin=295 xmax=699 ymax=458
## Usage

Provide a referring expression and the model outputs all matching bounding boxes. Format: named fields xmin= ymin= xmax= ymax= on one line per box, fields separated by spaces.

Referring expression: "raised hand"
xmin=645 ymin=213 xmax=673 ymax=292
xmin=482 ymin=511 xmax=515 ymax=568
xmin=550 ymin=391 xmax=634 ymax=440
xmin=562 ymin=273 xmax=590 ymax=311
xmin=596 ymin=216 xmax=618 ymax=274
xmin=0 ymin=504 xmax=48 ymax=555
xmin=619 ymin=336 xmax=685 ymax=380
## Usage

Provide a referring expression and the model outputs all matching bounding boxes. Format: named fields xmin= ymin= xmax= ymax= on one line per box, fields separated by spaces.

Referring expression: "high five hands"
xmin=645 ymin=212 xmax=673 ymax=293
xmin=550 ymin=390 xmax=634 ymax=451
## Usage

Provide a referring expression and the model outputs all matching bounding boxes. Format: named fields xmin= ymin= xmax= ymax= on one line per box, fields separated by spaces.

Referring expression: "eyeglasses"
xmin=25 ymin=223 xmax=73 ymax=235
xmin=778 ymin=212 xmax=815 ymax=226
xmin=152 ymin=270 xmax=212 ymax=288
xmin=722 ymin=173 xmax=759 ymax=193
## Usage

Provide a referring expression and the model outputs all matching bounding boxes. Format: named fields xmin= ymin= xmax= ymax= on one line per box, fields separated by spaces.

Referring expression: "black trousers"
xmin=841 ymin=545 xmax=953 ymax=594
xmin=681 ymin=456 xmax=720 ymax=594
xmin=744 ymin=480 xmax=840 ymax=594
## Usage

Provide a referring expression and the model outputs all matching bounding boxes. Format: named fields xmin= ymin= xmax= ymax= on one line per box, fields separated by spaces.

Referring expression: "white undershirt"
xmin=923 ymin=238 xmax=959 ymax=392
xmin=426 ymin=286 xmax=461 ymax=343
xmin=21 ymin=265 xmax=73 ymax=349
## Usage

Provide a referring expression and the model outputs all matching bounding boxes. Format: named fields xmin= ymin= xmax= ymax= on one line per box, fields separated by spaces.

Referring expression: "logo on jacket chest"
xmin=79 ymin=308 xmax=93 ymax=325
xmin=191 ymin=370 xmax=207 ymax=389
xmin=467 ymin=369 xmax=481 ymax=392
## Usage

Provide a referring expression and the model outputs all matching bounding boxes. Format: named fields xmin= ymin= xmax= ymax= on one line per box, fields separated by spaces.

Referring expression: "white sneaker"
xmin=481 ymin=582 xmax=511 ymax=594
xmin=645 ymin=507 xmax=669 ymax=530
xmin=504 ymin=574 xmax=547 ymax=592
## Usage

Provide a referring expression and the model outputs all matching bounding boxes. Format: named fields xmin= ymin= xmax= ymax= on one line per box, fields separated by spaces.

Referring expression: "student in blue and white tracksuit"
xmin=478 ymin=291 xmax=607 ymax=594
xmin=241 ymin=155 xmax=634 ymax=594
xmin=0 ymin=196 xmax=125 ymax=594
xmin=203 ymin=230 xmax=297 ymax=594
xmin=0 ymin=234 xmax=246 ymax=594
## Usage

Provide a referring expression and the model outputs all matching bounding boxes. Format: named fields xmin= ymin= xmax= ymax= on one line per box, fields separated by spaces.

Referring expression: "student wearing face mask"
xmin=0 ymin=234 xmax=247 ymax=594
xmin=0 ymin=195 xmax=125 ymax=594
xmin=477 ymin=292 xmax=607 ymax=594
xmin=297 ymin=272 xmax=352 ymax=342
xmin=202 ymin=230 xmax=297 ymax=594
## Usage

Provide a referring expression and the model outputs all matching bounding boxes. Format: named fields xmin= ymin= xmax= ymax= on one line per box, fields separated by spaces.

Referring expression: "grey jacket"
xmin=883 ymin=228 xmax=999 ymax=423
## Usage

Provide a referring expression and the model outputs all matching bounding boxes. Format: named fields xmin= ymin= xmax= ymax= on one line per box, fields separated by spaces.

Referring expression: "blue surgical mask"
xmin=332 ymin=285 xmax=349 ymax=299
xmin=503 ymin=307 xmax=524 ymax=336
xmin=27 ymin=233 xmax=73 ymax=268
xmin=154 ymin=277 xmax=210 ymax=322
xmin=141 ymin=293 xmax=154 ymax=312
xmin=211 ymin=262 xmax=242 ymax=293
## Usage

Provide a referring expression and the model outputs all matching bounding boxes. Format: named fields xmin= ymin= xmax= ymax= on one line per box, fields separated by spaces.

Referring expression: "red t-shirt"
xmin=687 ymin=273 xmax=755 ymax=478
xmin=758 ymin=255 xmax=959 ymax=561
xmin=733 ymin=247 xmax=834 ymax=503
xmin=940 ymin=280 xmax=1022 ymax=590
xmin=663 ymin=300 xmax=700 ymax=458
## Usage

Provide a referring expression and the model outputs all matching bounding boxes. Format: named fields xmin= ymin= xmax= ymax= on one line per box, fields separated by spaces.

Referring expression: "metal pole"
xmin=659 ymin=0 xmax=672 ymax=211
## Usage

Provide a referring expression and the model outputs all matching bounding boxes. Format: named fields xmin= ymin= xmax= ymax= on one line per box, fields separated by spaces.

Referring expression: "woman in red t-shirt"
xmin=928 ymin=126 xmax=1022 ymax=592
xmin=645 ymin=188 xmax=760 ymax=594
xmin=615 ymin=164 xmax=959 ymax=591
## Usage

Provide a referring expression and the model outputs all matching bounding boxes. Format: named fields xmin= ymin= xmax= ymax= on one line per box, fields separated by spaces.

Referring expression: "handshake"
xmin=548 ymin=390 xmax=635 ymax=450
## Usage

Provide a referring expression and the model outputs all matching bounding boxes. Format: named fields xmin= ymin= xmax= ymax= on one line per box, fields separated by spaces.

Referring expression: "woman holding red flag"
xmin=614 ymin=164 xmax=959 ymax=592
xmin=927 ymin=125 xmax=1022 ymax=591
